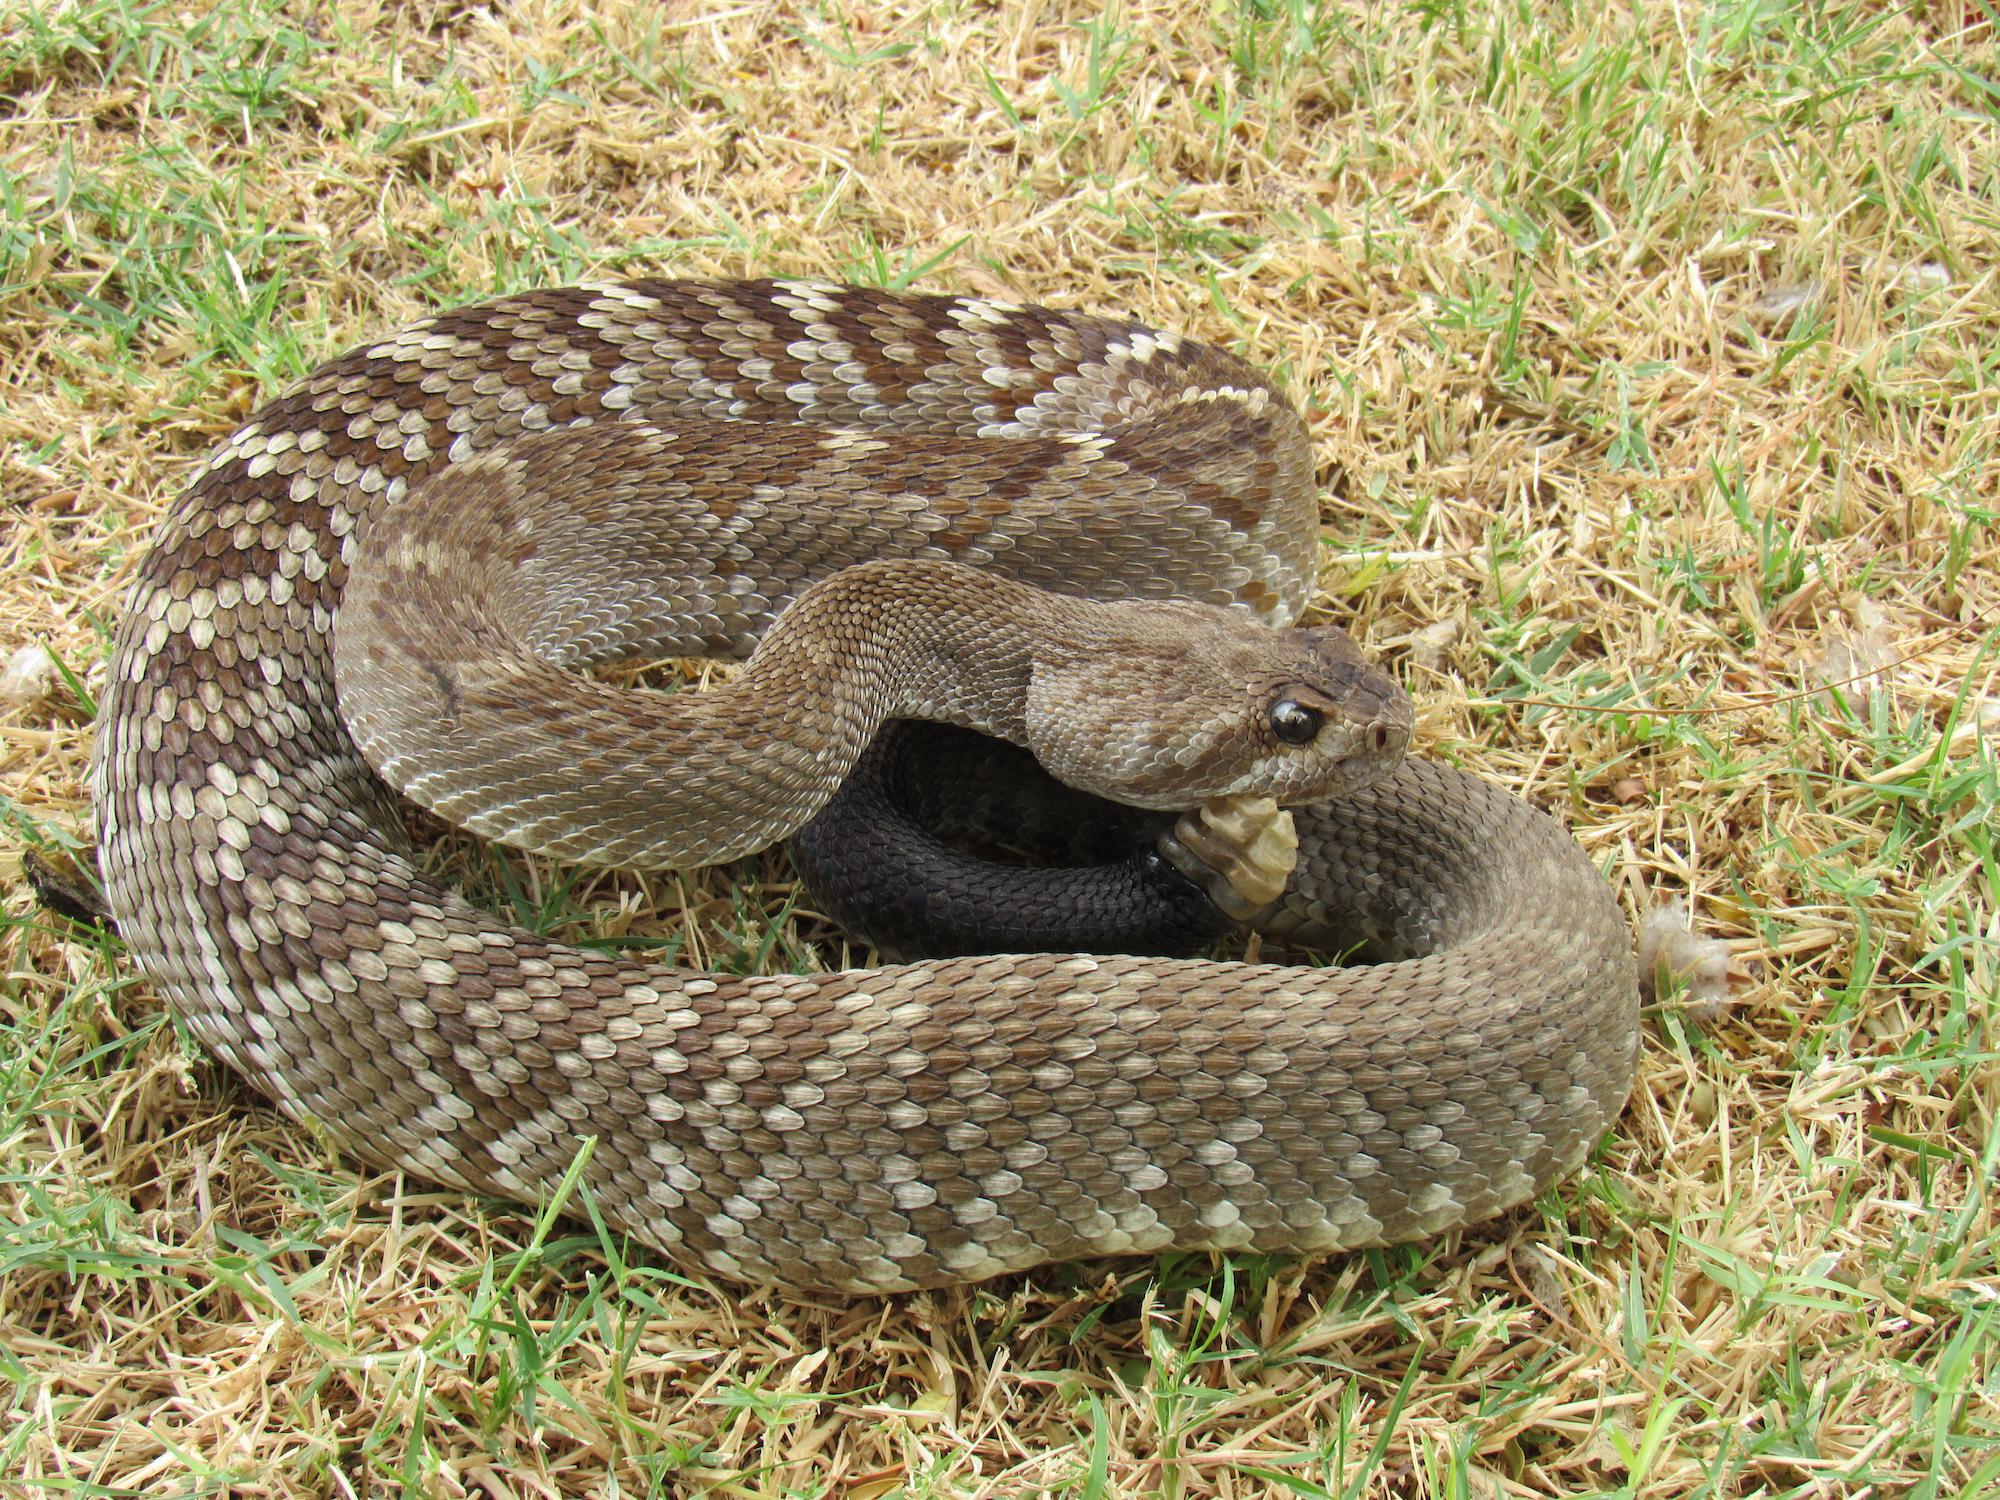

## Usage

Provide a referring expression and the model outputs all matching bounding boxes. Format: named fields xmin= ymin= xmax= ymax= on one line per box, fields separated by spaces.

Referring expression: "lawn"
xmin=1 ymin=1 xmax=1995 ymax=1495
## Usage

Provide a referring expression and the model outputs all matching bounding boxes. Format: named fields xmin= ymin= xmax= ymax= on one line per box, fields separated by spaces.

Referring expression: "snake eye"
xmin=1269 ymin=699 xmax=1323 ymax=746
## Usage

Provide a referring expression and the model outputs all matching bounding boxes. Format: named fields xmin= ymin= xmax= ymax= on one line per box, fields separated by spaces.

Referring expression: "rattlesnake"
xmin=92 ymin=279 xmax=1638 ymax=1292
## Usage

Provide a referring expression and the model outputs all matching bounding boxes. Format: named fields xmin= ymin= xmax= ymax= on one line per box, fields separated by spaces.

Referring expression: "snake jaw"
xmin=1022 ymin=605 xmax=1414 ymax=812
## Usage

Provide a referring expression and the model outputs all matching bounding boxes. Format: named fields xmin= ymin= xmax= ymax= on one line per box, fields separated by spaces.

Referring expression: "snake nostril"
xmin=1368 ymin=720 xmax=1400 ymax=755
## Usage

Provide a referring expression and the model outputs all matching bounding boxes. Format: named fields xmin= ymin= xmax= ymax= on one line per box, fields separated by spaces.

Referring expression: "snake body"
xmin=93 ymin=279 xmax=1638 ymax=1292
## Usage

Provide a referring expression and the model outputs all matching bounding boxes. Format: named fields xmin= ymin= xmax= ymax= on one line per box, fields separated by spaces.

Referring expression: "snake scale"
xmin=92 ymin=279 xmax=1639 ymax=1293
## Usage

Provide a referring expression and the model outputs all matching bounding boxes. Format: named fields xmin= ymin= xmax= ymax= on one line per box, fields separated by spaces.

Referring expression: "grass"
xmin=2 ymin=0 xmax=1997 ymax=1494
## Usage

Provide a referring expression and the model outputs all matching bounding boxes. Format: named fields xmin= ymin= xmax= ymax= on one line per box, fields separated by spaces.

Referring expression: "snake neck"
xmin=737 ymin=558 xmax=1060 ymax=745
xmin=335 ymin=550 xmax=1087 ymax=870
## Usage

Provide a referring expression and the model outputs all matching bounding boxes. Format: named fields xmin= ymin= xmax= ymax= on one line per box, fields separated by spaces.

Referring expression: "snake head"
xmin=1024 ymin=601 xmax=1413 ymax=811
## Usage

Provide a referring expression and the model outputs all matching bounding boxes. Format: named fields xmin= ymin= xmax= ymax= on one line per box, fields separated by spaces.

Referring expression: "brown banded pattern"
xmin=93 ymin=279 xmax=1637 ymax=1291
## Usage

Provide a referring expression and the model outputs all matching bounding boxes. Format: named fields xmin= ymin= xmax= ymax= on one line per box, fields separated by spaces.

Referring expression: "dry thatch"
xmin=2 ymin=1 xmax=1995 ymax=1495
